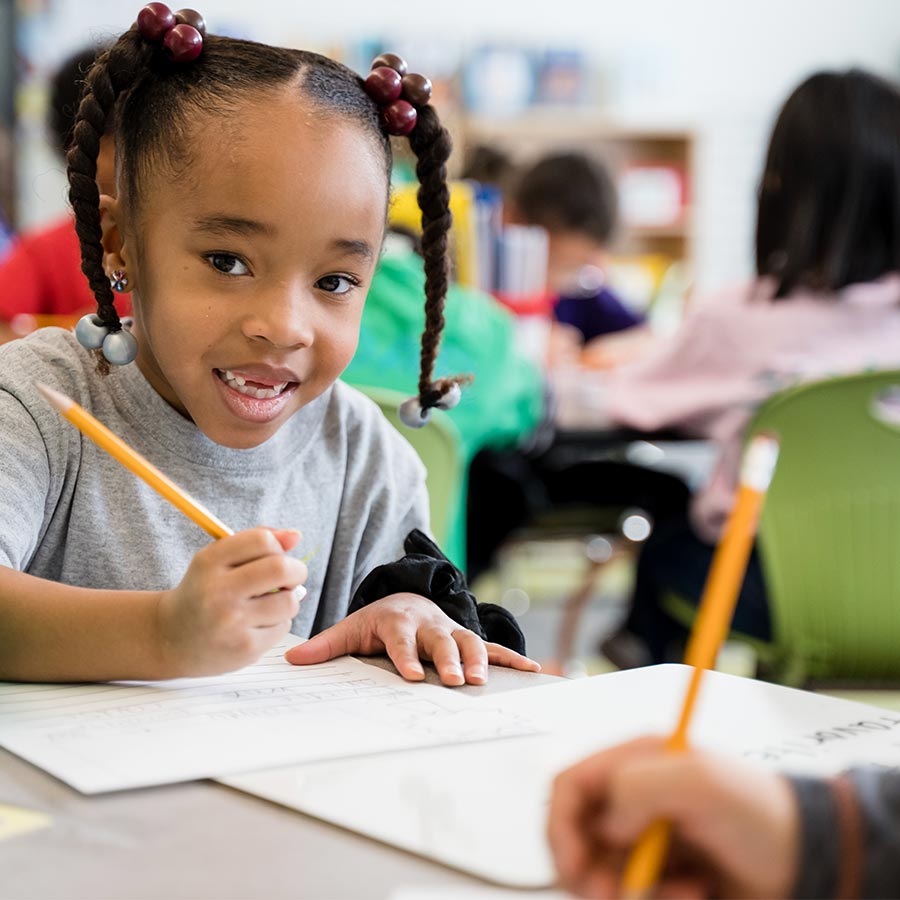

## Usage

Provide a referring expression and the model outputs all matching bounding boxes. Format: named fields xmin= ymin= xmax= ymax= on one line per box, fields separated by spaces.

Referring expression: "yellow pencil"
xmin=619 ymin=433 xmax=780 ymax=900
xmin=36 ymin=382 xmax=234 ymax=540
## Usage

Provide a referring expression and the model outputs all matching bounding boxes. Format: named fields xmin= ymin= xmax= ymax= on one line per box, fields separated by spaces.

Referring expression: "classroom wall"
xmin=12 ymin=0 xmax=900 ymax=294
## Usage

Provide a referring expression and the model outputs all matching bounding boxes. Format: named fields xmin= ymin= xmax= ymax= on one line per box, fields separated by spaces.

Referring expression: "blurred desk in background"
xmin=547 ymin=365 xmax=715 ymax=488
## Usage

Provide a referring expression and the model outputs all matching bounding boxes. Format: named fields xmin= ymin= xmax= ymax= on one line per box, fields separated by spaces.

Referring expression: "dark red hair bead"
xmin=137 ymin=2 xmax=176 ymax=41
xmin=401 ymin=73 xmax=432 ymax=106
xmin=163 ymin=23 xmax=203 ymax=62
xmin=174 ymin=8 xmax=207 ymax=37
xmin=364 ymin=67 xmax=402 ymax=104
xmin=370 ymin=53 xmax=408 ymax=76
xmin=382 ymin=99 xmax=417 ymax=136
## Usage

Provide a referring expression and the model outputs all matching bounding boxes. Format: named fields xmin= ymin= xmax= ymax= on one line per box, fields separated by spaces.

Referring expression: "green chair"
xmin=667 ymin=370 xmax=900 ymax=685
xmin=350 ymin=384 xmax=467 ymax=568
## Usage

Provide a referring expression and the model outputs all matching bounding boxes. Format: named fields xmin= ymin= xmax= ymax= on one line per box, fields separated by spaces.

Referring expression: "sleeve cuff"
xmin=789 ymin=775 xmax=842 ymax=899
xmin=349 ymin=528 xmax=527 ymax=654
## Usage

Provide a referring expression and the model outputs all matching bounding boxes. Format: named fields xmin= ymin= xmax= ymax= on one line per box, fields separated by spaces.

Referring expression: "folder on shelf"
xmin=389 ymin=180 xmax=479 ymax=287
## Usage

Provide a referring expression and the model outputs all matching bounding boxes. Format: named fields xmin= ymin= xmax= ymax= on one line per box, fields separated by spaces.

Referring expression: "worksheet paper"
xmin=222 ymin=664 xmax=900 ymax=888
xmin=0 ymin=642 xmax=538 ymax=794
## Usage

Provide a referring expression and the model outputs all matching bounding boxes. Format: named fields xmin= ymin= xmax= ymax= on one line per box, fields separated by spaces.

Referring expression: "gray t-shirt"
xmin=0 ymin=329 xmax=429 ymax=636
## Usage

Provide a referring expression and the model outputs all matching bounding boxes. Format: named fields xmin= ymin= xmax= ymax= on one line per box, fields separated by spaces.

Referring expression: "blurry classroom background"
xmin=2 ymin=0 xmax=900 ymax=682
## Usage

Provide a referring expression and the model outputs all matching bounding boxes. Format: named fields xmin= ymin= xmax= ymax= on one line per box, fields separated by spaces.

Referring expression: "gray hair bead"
xmin=75 ymin=313 xmax=109 ymax=351
xmin=102 ymin=329 xmax=138 ymax=366
xmin=434 ymin=382 xmax=462 ymax=410
xmin=398 ymin=396 xmax=430 ymax=428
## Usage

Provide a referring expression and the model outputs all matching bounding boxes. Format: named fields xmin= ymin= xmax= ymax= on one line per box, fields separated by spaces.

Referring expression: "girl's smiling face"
xmin=103 ymin=89 xmax=388 ymax=449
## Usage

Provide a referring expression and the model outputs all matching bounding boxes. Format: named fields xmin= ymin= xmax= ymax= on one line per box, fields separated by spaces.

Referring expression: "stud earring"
xmin=110 ymin=269 xmax=129 ymax=293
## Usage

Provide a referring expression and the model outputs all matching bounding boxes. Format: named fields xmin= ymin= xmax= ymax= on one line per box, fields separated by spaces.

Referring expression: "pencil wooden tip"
xmin=35 ymin=382 xmax=73 ymax=413
xmin=741 ymin=433 xmax=780 ymax=491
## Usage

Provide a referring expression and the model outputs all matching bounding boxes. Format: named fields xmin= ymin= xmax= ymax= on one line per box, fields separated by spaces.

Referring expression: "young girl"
xmin=0 ymin=5 xmax=538 ymax=685
xmin=601 ymin=68 xmax=900 ymax=666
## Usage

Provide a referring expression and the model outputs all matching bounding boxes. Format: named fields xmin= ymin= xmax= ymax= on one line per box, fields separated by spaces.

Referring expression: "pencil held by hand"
xmin=619 ymin=433 xmax=779 ymax=899
xmin=547 ymin=735 xmax=800 ymax=900
xmin=36 ymin=382 xmax=234 ymax=539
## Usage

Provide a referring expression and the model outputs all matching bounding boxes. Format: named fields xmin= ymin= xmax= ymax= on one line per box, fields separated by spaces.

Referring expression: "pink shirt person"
xmin=607 ymin=274 xmax=900 ymax=543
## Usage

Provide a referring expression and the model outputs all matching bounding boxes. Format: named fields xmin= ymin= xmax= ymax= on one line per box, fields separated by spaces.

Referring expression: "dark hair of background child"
xmin=513 ymin=151 xmax=618 ymax=244
xmin=757 ymin=68 xmax=900 ymax=298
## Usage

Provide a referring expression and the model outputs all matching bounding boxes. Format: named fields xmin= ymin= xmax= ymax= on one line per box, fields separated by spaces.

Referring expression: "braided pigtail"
xmin=362 ymin=54 xmax=471 ymax=428
xmin=406 ymin=105 xmax=472 ymax=411
xmin=67 ymin=31 xmax=149 ymax=373
xmin=68 ymin=4 xmax=207 ymax=371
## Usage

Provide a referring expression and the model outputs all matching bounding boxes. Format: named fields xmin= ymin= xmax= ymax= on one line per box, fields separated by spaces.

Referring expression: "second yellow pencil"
xmin=619 ymin=433 xmax=779 ymax=900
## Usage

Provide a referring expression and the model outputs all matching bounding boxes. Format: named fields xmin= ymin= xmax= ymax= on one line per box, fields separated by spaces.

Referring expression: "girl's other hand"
xmin=284 ymin=592 xmax=541 ymax=686
xmin=547 ymin=736 xmax=799 ymax=900
xmin=157 ymin=527 xmax=307 ymax=676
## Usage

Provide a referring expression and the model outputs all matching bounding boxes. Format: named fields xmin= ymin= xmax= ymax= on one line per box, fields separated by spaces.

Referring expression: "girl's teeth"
xmin=218 ymin=369 xmax=289 ymax=399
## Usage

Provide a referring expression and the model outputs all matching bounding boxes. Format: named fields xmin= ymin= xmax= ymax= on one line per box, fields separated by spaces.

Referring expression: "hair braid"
xmin=66 ymin=32 xmax=148 ymax=370
xmin=406 ymin=105 xmax=470 ymax=407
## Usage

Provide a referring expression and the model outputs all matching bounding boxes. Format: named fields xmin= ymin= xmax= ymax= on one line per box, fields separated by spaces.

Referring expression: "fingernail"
xmin=469 ymin=665 xmax=485 ymax=681
xmin=293 ymin=585 xmax=307 ymax=601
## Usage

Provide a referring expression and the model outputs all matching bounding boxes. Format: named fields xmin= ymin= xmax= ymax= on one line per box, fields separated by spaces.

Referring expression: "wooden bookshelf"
xmin=459 ymin=113 xmax=695 ymax=290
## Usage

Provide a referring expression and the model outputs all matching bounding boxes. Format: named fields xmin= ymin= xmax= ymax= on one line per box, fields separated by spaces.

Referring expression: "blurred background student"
xmin=600 ymin=68 xmax=900 ymax=668
xmin=463 ymin=147 xmax=649 ymax=362
xmin=0 ymin=45 xmax=119 ymax=343
xmin=465 ymin=149 xmax=688 ymax=583
xmin=510 ymin=151 xmax=645 ymax=347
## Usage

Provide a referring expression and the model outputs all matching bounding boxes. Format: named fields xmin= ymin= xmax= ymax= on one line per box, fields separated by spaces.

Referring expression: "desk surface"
xmin=0 ymin=659 xmax=559 ymax=900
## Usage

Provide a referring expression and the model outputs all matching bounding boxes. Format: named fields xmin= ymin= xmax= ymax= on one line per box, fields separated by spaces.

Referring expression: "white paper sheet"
xmin=0 ymin=642 xmax=538 ymax=794
xmin=222 ymin=664 xmax=900 ymax=888
xmin=390 ymin=889 xmax=571 ymax=900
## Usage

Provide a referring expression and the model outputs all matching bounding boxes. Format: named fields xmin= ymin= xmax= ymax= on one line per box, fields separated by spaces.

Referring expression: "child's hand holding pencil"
xmin=547 ymin=435 xmax=781 ymax=899
xmin=547 ymin=735 xmax=800 ymax=899
xmin=157 ymin=526 xmax=307 ymax=677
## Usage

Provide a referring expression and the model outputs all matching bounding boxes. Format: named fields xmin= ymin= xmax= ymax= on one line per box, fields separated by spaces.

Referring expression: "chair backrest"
xmin=350 ymin=384 xmax=466 ymax=568
xmin=747 ymin=370 xmax=900 ymax=682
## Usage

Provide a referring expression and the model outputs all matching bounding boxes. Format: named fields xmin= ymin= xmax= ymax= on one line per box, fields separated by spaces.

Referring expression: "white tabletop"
xmin=0 ymin=659 xmax=559 ymax=900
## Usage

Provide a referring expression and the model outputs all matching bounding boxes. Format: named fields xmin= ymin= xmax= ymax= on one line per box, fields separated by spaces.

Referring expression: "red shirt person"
xmin=0 ymin=46 xmax=127 ymax=342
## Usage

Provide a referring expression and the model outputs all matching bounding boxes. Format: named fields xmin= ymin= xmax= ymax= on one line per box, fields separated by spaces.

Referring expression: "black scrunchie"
xmin=349 ymin=529 xmax=527 ymax=655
